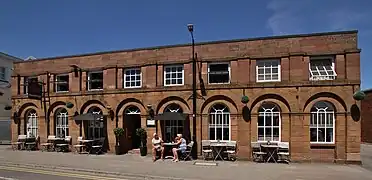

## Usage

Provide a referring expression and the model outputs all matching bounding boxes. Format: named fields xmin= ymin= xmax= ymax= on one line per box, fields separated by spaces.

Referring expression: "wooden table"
xmin=261 ymin=144 xmax=280 ymax=163
xmin=163 ymin=143 xmax=177 ymax=159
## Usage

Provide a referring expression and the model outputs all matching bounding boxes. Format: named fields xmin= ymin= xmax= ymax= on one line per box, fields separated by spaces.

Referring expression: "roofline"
xmin=0 ymin=52 xmax=23 ymax=62
xmin=14 ymin=29 xmax=358 ymax=64
xmin=363 ymin=88 xmax=372 ymax=94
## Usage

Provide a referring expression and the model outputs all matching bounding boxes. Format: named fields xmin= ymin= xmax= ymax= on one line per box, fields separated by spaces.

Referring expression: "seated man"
xmin=152 ymin=133 xmax=164 ymax=162
xmin=172 ymin=134 xmax=187 ymax=162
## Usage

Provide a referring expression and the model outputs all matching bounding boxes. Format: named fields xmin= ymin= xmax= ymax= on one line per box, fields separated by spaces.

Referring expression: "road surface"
xmin=0 ymin=165 xmax=130 ymax=180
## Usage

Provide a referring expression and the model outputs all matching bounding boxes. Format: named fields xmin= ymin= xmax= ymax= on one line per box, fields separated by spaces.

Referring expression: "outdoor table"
xmin=163 ymin=142 xmax=177 ymax=159
xmin=79 ymin=139 xmax=95 ymax=153
xmin=261 ymin=144 xmax=280 ymax=163
xmin=210 ymin=142 xmax=228 ymax=161
xmin=50 ymin=138 xmax=66 ymax=151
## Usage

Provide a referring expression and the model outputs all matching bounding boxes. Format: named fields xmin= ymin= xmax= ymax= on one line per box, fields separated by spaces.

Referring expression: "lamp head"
xmin=187 ymin=24 xmax=194 ymax=32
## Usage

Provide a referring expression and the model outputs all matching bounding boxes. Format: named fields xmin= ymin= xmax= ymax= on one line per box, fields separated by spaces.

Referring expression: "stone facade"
xmin=10 ymin=30 xmax=362 ymax=163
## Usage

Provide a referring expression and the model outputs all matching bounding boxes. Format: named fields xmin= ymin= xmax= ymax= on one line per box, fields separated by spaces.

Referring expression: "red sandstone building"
xmin=361 ymin=89 xmax=372 ymax=143
xmin=10 ymin=30 xmax=362 ymax=163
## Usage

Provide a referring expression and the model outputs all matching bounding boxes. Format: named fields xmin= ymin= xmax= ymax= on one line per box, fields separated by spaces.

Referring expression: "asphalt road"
xmin=0 ymin=166 xmax=129 ymax=180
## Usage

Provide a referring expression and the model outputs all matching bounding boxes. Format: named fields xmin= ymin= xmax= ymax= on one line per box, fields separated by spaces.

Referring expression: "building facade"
xmin=0 ymin=52 xmax=22 ymax=144
xmin=10 ymin=30 xmax=362 ymax=163
xmin=361 ymin=89 xmax=372 ymax=143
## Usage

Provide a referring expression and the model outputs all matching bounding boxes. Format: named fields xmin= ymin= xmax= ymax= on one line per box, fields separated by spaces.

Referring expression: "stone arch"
xmin=156 ymin=96 xmax=190 ymax=114
xmin=303 ymin=92 xmax=347 ymax=113
xmin=47 ymin=101 xmax=66 ymax=118
xmin=116 ymin=98 xmax=146 ymax=116
xmin=201 ymin=95 xmax=238 ymax=115
xmin=18 ymin=102 xmax=39 ymax=118
xmin=250 ymin=94 xmax=291 ymax=113
xmin=80 ymin=100 xmax=106 ymax=114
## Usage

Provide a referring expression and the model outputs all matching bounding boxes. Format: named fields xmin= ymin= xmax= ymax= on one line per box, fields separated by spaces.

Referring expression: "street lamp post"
xmin=187 ymin=24 xmax=197 ymax=158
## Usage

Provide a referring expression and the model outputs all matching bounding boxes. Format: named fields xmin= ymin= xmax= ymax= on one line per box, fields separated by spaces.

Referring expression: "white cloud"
xmin=266 ymin=0 xmax=370 ymax=35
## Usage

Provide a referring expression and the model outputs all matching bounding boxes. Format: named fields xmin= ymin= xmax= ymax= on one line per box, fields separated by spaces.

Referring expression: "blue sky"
xmin=1 ymin=0 xmax=371 ymax=88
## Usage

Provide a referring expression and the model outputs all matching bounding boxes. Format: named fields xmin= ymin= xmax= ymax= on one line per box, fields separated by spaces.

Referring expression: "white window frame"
xmin=207 ymin=62 xmax=231 ymax=84
xmin=309 ymin=56 xmax=337 ymax=81
xmin=208 ymin=104 xmax=231 ymax=141
xmin=27 ymin=111 xmax=38 ymax=138
xmin=123 ymin=68 xmax=142 ymax=88
xmin=125 ymin=106 xmax=141 ymax=115
xmin=55 ymin=74 xmax=69 ymax=93
xmin=310 ymin=102 xmax=335 ymax=144
xmin=257 ymin=104 xmax=281 ymax=142
xmin=87 ymin=71 xmax=103 ymax=91
xmin=0 ymin=67 xmax=6 ymax=81
xmin=88 ymin=110 xmax=104 ymax=139
xmin=164 ymin=104 xmax=184 ymax=142
xmin=56 ymin=111 xmax=69 ymax=138
xmin=256 ymin=59 xmax=281 ymax=82
xmin=163 ymin=65 xmax=184 ymax=86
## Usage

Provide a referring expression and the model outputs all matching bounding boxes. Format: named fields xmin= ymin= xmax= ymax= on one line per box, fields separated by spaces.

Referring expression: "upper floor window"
xmin=24 ymin=76 xmax=38 ymax=94
xmin=164 ymin=65 xmax=184 ymax=86
xmin=208 ymin=63 xmax=230 ymax=84
xmin=55 ymin=74 xmax=69 ymax=92
xmin=87 ymin=71 xmax=103 ymax=91
xmin=124 ymin=68 xmax=141 ymax=88
xmin=256 ymin=59 xmax=281 ymax=82
xmin=0 ymin=67 xmax=6 ymax=81
xmin=309 ymin=56 xmax=336 ymax=81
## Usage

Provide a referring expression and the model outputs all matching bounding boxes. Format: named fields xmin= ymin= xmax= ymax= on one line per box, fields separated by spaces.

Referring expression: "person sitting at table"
xmin=172 ymin=134 xmax=187 ymax=162
xmin=151 ymin=133 xmax=164 ymax=162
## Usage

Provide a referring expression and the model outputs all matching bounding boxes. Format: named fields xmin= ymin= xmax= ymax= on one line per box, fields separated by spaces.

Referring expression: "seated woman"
xmin=151 ymin=133 xmax=164 ymax=162
xmin=172 ymin=134 xmax=187 ymax=162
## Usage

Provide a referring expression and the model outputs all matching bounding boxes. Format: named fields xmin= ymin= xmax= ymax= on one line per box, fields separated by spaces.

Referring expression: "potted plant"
xmin=136 ymin=128 xmax=147 ymax=156
xmin=113 ymin=127 xmax=125 ymax=155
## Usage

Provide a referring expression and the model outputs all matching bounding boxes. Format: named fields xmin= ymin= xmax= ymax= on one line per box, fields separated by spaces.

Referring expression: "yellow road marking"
xmin=0 ymin=165 xmax=127 ymax=180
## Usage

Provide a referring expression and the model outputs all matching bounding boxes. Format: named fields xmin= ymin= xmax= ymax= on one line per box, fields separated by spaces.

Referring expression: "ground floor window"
xmin=55 ymin=108 xmax=69 ymax=138
xmin=163 ymin=103 xmax=183 ymax=142
xmin=257 ymin=102 xmax=280 ymax=142
xmin=310 ymin=101 xmax=335 ymax=143
xmin=26 ymin=109 xmax=38 ymax=138
xmin=209 ymin=103 xmax=230 ymax=141
xmin=88 ymin=107 xmax=104 ymax=139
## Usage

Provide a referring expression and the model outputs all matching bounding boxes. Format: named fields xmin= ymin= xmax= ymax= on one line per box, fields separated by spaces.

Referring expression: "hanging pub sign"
xmin=28 ymin=79 xmax=42 ymax=100
xmin=146 ymin=118 xmax=155 ymax=127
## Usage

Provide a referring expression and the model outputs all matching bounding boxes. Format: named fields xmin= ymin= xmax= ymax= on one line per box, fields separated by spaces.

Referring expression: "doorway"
xmin=123 ymin=106 xmax=141 ymax=150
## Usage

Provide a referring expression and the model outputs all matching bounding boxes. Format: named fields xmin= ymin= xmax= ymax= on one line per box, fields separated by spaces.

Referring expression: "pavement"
xmin=0 ymin=145 xmax=372 ymax=180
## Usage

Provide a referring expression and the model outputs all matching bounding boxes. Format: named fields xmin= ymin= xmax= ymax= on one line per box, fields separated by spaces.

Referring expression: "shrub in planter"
xmin=353 ymin=91 xmax=366 ymax=101
xmin=136 ymin=128 xmax=147 ymax=156
xmin=113 ymin=128 xmax=125 ymax=155
xmin=241 ymin=95 xmax=249 ymax=104
xmin=66 ymin=102 xmax=74 ymax=109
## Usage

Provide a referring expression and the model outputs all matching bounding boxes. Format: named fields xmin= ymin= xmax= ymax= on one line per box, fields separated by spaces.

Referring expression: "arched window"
xmin=164 ymin=103 xmax=183 ymax=142
xmin=26 ymin=109 xmax=38 ymax=138
xmin=209 ymin=103 xmax=230 ymax=141
xmin=125 ymin=106 xmax=141 ymax=115
xmin=258 ymin=102 xmax=280 ymax=142
xmin=55 ymin=108 xmax=69 ymax=138
xmin=88 ymin=106 xmax=104 ymax=139
xmin=310 ymin=101 xmax=335 ymax=143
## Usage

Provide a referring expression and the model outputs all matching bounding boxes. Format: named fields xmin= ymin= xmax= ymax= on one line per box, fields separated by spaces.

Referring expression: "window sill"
xmin=310 ymin=143 xmax=335 ymax=149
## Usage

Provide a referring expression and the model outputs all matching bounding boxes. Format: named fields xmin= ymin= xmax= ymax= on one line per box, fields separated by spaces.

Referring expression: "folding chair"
xmin=180 ymin=141 xmax=194 ymax=161
xmin=55 ymin=136 xmax=71 ymax=152
xmin=251 ymin=142 xmax=267 ymax=162
xmin=202 ymin=140 xmax=213 ymax=160
xmin=224 ymin=141 xmax=237 ymax=161
xmin=73 ymin=136 xmax=86 ymax=154
xmin=277 ymin=142 xmax=290 ymax=163
xmin=40 ymin=135 xmax=55 ymax=152
xmin=11 ymin=135 xmax=26 ymax=150
xmin=90 ymin=137 xmax=105 ymax=155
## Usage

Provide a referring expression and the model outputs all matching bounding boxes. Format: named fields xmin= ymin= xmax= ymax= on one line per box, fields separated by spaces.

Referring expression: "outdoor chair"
xmin=224 ymin=141 xmax=237 ymax=161
xmin=40 ymin=135 xmax=56 ymax=152
xmin=73 ymin=136 xmax=86 ymax=153
xmin=201 ymin=140 xmax=213 ymax=160
xmin=277 ymin=142 xmax=290 ymax=163
xmin=11 ymin=135 xmax=27 ymax=150
xmin=90 ymin=137 xmax=105 ymax=155
xmin=251 ymin=142 xmax=266 ymax=162
xmin=180 ymin=141 xmax=194 ymax=161
xmin=55 ymin=136 xmax=72 ymax=152
xmin=25 ymin=136 xmax=39 ymax=151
